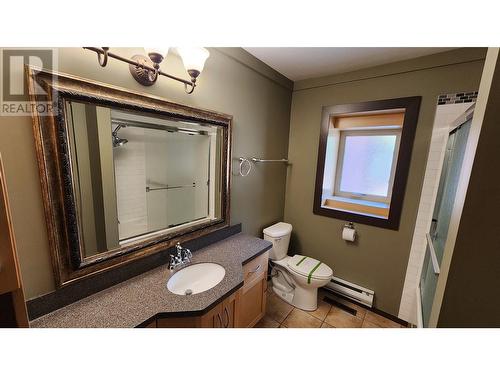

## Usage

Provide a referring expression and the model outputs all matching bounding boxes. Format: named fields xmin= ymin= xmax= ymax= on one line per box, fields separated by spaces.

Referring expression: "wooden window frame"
xmin=313 ymin=97 xmax=421 ymax=230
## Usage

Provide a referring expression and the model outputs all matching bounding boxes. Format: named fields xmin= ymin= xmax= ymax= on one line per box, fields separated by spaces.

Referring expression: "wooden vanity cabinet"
xmin=153 ymin=251 xmax=269 ymax=329
xmin=156 ymin=292 xmax=238 ymax=328
xmin=199 ymin=301 xmax=224 ymax=328
xmin=236 ymin=252 xmax=268 ymax=328
xmin=221 ymin=291 xmax=237 ymax=328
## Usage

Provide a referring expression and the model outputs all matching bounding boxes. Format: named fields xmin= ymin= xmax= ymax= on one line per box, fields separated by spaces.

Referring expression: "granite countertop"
xmin=30 ymin=234 xmax=271 ymax=328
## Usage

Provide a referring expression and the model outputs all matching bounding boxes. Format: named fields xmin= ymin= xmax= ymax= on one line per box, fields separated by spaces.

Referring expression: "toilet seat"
xmin=287 ymin=255 xmax=333 ymax=281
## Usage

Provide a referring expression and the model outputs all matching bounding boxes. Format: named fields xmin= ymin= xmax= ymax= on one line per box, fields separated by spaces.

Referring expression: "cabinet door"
xmin=238 ymin=275 xmax=267 ymax=328
xmin=199 ymin=302 xmax=223 ymax=328
xmin=221 ymin=292 xmax=238 ymax=328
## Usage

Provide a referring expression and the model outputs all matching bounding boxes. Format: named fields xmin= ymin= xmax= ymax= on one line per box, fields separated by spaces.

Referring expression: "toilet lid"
xmin=287 ymin=255 xmax=333 ymax=281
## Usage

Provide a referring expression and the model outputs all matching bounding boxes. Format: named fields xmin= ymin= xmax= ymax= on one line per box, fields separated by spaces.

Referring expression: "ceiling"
xmin=243 ymin=47 xmax=456 ymax=81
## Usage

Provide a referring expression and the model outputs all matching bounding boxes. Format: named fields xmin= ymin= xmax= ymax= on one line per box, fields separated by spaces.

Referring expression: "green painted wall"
xmin=284 ymin=48 xmax=486 ymax=316
xmin=0 ymin=47 xmax=292 ymax=299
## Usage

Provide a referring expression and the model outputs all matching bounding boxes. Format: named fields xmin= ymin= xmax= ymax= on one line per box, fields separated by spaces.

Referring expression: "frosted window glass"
xmin=339 ymin=135 xmax=397 ymax=197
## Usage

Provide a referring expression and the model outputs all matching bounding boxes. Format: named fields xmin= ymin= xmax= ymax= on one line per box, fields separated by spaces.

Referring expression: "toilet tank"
xmin=263 ymin=222 xmax=292 ymax=261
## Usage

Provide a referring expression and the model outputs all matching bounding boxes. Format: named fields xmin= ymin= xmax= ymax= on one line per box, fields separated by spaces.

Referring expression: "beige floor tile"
xmin=321 ymin=322 xmax=335 ymax=328
xmin=306 ymin=299 xmax=332 ymax=321
xmin=361 ymin=320 xmax=382 ymax=328
xmin=267 ymin=280 xmax=274 ymax=295
xmin=282 ymin=308 xmax=323 ymax=328
xmin=324 ymin=307 xmax=363 ymax=328
xmin=254 ymin=315 xmax=280 ymax=328
xmin=323 ymin=293 xmax=367 ymax=320
xmin=266 ymin=293 xmax=294 ymax=323
xmin=364 ymin=311 xmax=402 ymax=328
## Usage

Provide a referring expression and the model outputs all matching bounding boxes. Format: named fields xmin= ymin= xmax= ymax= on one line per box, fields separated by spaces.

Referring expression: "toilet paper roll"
xmin=342 ymin=227 xmax=356 ymax=242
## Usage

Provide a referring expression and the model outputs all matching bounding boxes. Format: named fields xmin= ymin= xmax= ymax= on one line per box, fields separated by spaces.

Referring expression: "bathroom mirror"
xmin=27 ymin=67 xmax=231 ymax=286
xmin=313 ymin=97 xmax=421 ymax=230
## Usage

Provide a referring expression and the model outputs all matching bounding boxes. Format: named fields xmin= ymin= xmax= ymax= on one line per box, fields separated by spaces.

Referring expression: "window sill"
xmin=322 ymin=196 xmax=389 ymax=218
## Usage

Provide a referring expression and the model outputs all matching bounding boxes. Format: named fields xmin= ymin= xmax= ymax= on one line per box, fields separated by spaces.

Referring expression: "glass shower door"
xmin=420 ymin=119 xmax=471 ymax=327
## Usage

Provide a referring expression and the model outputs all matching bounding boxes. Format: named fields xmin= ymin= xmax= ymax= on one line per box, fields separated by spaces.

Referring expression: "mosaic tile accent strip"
xmin=437 ymin=91 xmax=478 ymax=105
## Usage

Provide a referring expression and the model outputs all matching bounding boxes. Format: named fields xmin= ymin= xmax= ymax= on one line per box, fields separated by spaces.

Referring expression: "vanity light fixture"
xmin=83 ymin=47 xmax=210 ymax=94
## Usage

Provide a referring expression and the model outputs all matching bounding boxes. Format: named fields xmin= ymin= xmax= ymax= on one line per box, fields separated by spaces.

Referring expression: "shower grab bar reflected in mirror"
xmin=251 ymin=157 xmax=289 ymax=163
xmin=146 ymin=183 xmax=196 ymax=192
xmin=425 ymin=233 xmax=440 ymax=275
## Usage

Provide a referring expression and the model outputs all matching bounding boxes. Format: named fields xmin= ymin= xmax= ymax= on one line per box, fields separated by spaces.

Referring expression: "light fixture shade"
xmin=144 ymin=47 xmax=169 ymax=58
xmin=177 ymin=47 xmax=210 ymax=78
xmin=144 ymin=47 xmax=169 ymax=65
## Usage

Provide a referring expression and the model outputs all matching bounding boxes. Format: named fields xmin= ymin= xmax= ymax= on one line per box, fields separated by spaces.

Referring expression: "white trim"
xmin=416 ymin=286 xmax=423 ymax=328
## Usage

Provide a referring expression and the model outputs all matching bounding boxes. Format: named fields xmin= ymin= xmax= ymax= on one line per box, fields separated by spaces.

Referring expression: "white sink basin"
xmin=167 ymin=263 xmax=225 ymax=296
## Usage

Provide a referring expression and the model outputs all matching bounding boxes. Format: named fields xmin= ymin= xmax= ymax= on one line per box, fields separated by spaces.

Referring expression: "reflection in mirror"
xmin=66 ymin=101 xmax=223 ymax=260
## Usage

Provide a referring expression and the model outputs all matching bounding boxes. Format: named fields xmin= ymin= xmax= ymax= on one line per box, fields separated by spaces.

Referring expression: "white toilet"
xmin=264 ymin=222 xmax=333 ymax=311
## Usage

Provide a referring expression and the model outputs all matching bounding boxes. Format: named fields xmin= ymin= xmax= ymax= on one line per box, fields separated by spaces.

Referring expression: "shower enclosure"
xmin=111 ymin=111 xmax=220 ymax=243
xmin=419 ymin=111 xmax=473 ymax=327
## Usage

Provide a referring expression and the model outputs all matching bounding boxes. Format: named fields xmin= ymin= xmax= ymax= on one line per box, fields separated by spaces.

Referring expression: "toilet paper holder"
xmin=342 ymin=222 xmax=357 ymax=242
xmin=344 ymin=222 xmax=355 ymax=230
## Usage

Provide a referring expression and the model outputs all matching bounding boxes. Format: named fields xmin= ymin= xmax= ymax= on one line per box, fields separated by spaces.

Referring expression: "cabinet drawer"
xmin=242 ymin=252 xmax=268 ymax=291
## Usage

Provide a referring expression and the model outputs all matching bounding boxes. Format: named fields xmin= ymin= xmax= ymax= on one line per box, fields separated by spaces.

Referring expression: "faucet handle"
xmin=175 ymin=242 xmax=183 ymax=257
xmin=168 ymin=254 xmax=176 ymax=270
xmin=182 ymin=248 xmax=192 ymax=262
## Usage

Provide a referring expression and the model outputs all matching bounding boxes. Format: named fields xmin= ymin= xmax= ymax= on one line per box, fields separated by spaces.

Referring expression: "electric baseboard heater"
xmin=324 ymin=276 xmax=374 ymax=308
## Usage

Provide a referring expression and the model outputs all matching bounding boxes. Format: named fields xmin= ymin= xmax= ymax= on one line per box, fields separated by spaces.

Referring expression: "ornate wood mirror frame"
xmin=26 ymin=66 xmax=232 ymax=287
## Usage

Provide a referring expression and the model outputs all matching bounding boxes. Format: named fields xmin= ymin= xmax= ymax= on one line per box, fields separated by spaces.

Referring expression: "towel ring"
xmin=238 ymin=157 xmax=252 ymax=177
xmin=97 ymin=47 xmax=109 ymax=67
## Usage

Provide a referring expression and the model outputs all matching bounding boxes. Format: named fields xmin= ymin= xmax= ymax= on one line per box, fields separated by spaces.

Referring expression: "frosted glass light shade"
xmin=177 ymin=47 xmax=210 ymax=78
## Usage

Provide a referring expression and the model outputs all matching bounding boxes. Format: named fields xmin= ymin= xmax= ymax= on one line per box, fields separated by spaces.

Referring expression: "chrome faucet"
xmin=168 ymin=242 xmax=192 ymax=270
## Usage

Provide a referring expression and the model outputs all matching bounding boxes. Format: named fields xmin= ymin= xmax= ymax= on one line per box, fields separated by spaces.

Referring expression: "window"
xmin=313 ymin=97 xmax=421 ymax=230
xmin=335 ymin=129 xmax=401 ymax=203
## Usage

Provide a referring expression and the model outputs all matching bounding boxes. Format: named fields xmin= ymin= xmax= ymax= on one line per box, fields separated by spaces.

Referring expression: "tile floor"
xmin=255 ymin=286 xmax=407 ymax=328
